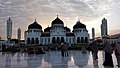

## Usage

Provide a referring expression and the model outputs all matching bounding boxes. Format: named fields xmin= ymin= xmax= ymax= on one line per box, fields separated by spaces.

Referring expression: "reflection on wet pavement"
xmin=0 ymin=51 xmax=118 ymax=68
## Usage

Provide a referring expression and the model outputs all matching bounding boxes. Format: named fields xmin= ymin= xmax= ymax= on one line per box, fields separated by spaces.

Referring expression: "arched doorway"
xmin=35 ymin=38 xmax=39 ymax=44
xmin=85 ymin=37 xmax=88 ymax=43
xmin=31 ymin=38 xmax=34 ymax=44
xmin=61 ymin=37 xmax=64 ymax=43
xmin=27 ymin=38 xmax=30 ymax=44
xmin=52 ymin=37 xmax=55 ymax=44
xmin=57 ymin=37 xmax=60 ymax=43
xmin=81 ymin=37 xmax=84 ymax=43
xmin=77 ymin=37 xmax=80 ymax=43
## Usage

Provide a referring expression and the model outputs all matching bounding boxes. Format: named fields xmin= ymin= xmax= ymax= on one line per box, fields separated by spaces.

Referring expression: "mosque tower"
xmin=18 ymin=28 xmax=21 ymax=41
xmin=7 ymin=17 xmax=12 ymax=40
xmin=92 ymin=28 xmax=95 ymax=40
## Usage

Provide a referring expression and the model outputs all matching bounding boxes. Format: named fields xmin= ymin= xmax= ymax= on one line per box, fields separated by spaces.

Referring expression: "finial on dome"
xmin=57 ymin=15 xmax=58 ymax=18
xmin=34 ymin=18 xmax=37 ymax=23
xmin=35 ymin=18 xmax=36 ymax=22
xmin=78 ymin=18 xmax=80 ymax=21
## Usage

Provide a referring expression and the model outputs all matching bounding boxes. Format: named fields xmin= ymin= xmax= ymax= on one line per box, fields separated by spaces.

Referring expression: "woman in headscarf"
xmin=114 ymin=42 xmax=120 ymax=67
xmin=103 ymin=41 xmax=114 ymax=67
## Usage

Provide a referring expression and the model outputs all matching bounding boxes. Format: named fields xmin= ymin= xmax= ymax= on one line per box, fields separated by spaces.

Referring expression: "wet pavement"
xmin=0 ymin=50 xmax=118 ymax=68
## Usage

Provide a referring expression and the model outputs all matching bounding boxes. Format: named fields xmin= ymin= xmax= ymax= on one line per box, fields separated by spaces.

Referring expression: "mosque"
xmin=24 ymin=16 xmax=90 ymax=45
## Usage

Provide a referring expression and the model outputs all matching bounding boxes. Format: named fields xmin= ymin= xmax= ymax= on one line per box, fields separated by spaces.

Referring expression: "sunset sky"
xmin=0 ymin=0 xmax=120 ymax=40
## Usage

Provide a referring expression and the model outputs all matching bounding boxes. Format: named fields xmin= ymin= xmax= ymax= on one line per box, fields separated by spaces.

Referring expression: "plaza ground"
xmin=0 ymin=50 xmax=118 ymax=68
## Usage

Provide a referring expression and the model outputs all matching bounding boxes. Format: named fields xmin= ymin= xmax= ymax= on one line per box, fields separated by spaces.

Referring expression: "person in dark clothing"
xmin=89 ymin=42 xmax=98 ymax=60
xmin=103 ymin=42 xmax=114 ymax=67
xmin=61 ymin=43 xmax=64 ymax=57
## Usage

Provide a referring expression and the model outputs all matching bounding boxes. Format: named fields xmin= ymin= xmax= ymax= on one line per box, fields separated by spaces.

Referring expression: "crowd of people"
xmin=59 ymin=41 xmax=120 ymax=67
xmin=89 ymin=41 xmax=120 ymax=67
xmin=2 ymin=40 xmax=120 ymax=67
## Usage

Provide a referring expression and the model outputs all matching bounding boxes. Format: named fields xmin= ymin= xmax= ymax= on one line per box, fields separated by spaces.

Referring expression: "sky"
xmin=0 ymin=0 xmax=120 ymax=40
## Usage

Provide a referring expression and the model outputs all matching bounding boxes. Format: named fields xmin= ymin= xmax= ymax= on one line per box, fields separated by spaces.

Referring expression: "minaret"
xmin=7 ymin=17 xmax=12 ymax=40
xmin=92 ymin=28 xmax=95 ymax=40
xmin=18 ymin=28 xmax=21 ymax=45
xmin=101 ymin=18 xmax=108 ymax=38
xmin=18 ymin=28 xmax=21 ymax=41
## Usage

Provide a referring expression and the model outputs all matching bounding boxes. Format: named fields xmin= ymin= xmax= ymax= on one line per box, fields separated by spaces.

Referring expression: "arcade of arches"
xmin=27 ymin=38 xmax=39 ymax=44
xmin=27 ymin=37 xmax=88 ymax=44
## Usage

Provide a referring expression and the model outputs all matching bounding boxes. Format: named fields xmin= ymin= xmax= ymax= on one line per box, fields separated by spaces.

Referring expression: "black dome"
xmin=64 ymin=27 xmax=71 ymax=32
xmin=44 ymin=27 xmax=51 ymax=32
xmin=28 ymin=20 xmax=42 ymax=29
xmin=73 ymin=21 xmax=86 ymax=29
xmin=52 ymin=16 xmax=64 ymax=25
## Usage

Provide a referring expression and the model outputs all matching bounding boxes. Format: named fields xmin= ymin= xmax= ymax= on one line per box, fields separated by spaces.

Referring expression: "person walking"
xmin=103 ymin=41 xmax=114 ymax=67
xmin=60 ymin=43 xmax=64 ymax=57
xmin=89 ymin=42 xmax=98 ymax=60
xmin=93 ymin=42 xmax=98 ymax=60
xmin=114 ymin=42 xmax=120 ymax=67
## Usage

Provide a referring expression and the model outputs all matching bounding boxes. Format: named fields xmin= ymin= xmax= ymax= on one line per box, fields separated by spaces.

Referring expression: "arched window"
xmin=61 ymin=37 xmax=64 ymax=43
xmin=81 ymin=37 xmax=84 ymax=43
xmin=27 ymin=38 xmax=30 ymax=44
xmin=31 ymin=38 xmax=34 ymax=44
xmin=52 ymin=37 xmax=55 ymax=44
xmin=35 ymin=38 xmax=39 ymax=44
xmin=85 ymin=37 xmax=88 ymax=43
xmin=77 ymin=37 xmax=80 ymax=43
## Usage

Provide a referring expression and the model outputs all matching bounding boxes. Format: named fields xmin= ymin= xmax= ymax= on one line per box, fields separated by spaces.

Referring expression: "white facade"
xmin=24 ymin=17 xmax=90 ymax=45
xmin=7 ymin=17 xmax=12 ymax=40
xmin=101 ymin=18 xmax=108 ymax=38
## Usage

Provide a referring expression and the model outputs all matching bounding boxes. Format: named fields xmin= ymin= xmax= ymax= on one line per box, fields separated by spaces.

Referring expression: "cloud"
xmin=0 ymin=0 xmax=115 ymax=39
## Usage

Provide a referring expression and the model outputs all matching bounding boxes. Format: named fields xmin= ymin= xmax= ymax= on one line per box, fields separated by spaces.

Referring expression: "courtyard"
xmin=0 ymin=50 xmax=118 ymax=68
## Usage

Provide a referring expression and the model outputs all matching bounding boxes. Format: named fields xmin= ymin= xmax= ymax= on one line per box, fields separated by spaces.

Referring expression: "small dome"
xmin=28 ymin=20 xmax=42 ymax=29
xmin=44 ymin=27 xmax=51 ymax=32
xmin=51 ymin=16 xmax=64 ymax=25
xmin=64 ymin=27 xmax=71 ymax=32
xmin=73 ymin=21 xmax=86 ymax=29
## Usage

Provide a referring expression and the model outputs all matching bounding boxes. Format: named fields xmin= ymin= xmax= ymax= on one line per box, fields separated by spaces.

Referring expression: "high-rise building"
xmin=7 ymin=17 xmax=12 ymax=40
xmin=18 ymin=28 xmax=21 ymax=40
xmin=101 ymin=18 xmax=108 ymax=38
xmin=92 ymin=28 xmax=95 ymax=40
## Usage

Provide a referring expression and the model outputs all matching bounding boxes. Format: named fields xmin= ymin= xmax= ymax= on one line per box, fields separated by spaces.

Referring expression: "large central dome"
xmin=73 ymin=20 xmax=86 ymax=29
xmin=28 ymin=20 xmax=42 ymax=29
xmin=51 ymin=16 xmax=64 ymax=25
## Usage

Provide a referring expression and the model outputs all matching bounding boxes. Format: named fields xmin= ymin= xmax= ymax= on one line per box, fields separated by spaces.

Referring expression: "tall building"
xmin=17 ymin=28 xmax=21 ymax=41
xmin=7 ymin=17 xmax=12 ymax=40
xmin=92 ymin=28 xmax=95 ymax=40
xmin=101 ymin=18 xmax=108 ymax=38
xmin=24 ymin=16 xmax=90 ymax=45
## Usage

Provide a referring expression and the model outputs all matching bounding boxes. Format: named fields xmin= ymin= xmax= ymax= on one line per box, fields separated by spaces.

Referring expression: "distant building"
xmin=17 ymin=28 xmax=21 ymax=41
xmin=103 ymin=33 xmax=120 ymax=44
xmin=7 ymin=17 xmax=12 ymax=40
xmin=101 ymin=18 xmax=108 ymax=38
xmin=92 ymin=28 xmax=95 ymax=40
xmin=24 ymin=16 xmax=90 ymax=45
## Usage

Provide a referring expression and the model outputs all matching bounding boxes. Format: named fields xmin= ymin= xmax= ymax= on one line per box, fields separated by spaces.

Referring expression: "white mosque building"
xmin=24 ymin=16 xmax=90 ymax=45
